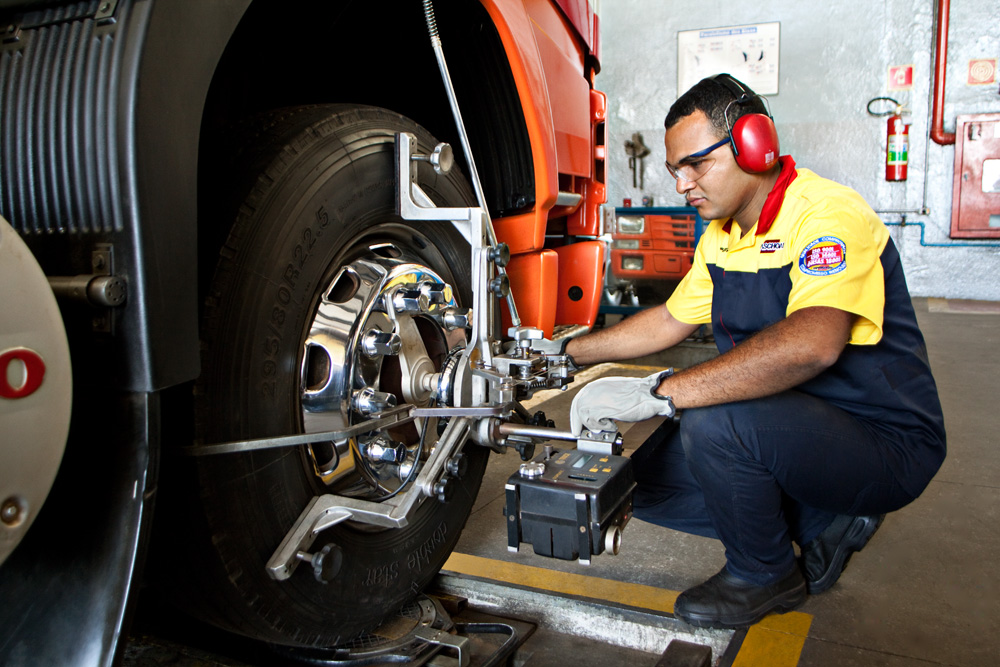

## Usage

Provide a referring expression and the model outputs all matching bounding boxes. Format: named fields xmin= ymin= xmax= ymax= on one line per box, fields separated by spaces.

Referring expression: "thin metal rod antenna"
xmin=422 ymin=0 xmax=521 ymax=326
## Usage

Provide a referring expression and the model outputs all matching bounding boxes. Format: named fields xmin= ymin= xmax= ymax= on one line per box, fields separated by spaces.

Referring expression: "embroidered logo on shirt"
xmin=799 ymin=236 xmax=847 ymax=276
xmin=759 ymin=239 xmax=784 ymax=253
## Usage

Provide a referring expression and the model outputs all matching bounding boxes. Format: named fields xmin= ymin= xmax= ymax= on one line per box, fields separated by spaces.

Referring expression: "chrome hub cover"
xmin=300 ymin=248 xmax=467 ymax=494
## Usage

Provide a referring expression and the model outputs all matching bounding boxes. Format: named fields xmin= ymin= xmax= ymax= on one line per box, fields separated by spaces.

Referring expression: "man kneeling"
xmin=562 ymin=74 xmax=946 ymax=628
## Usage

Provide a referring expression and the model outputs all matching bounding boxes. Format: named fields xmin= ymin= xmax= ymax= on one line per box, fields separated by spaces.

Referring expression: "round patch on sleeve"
xmin=799 ymin=236 xmax=847 ymax=276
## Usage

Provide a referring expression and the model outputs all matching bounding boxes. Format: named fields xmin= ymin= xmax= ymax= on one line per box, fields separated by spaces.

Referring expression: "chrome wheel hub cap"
xmin=300 ymin=247 xmax=467 ymax=493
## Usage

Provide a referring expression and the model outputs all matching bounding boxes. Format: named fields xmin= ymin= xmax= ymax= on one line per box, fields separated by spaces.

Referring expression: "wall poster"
xmin=677 ymin=22 xmax=780 ymax=96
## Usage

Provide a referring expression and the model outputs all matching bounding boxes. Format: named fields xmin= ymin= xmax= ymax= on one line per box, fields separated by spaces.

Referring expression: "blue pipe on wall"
xmin=883 ymin=219 xmax=1000 ymax=248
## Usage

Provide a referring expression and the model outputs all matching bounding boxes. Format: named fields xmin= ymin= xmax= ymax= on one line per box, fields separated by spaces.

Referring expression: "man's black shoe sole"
xmin=806 ymin=514 xmax=885 ymax=595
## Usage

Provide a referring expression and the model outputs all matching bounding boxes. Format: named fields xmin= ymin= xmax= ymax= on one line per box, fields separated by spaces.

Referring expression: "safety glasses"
xmin=664 ymin=136 xmax=732 ymax=182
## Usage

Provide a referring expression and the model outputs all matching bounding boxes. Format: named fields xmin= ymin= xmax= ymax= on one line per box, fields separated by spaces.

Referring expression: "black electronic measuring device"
xmin=504 ymin=446 xmax=635 ymax=564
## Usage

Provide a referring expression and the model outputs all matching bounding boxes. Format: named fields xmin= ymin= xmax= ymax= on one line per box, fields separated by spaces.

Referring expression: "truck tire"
xmin=163 ymin=105 xmax=487 ymax=647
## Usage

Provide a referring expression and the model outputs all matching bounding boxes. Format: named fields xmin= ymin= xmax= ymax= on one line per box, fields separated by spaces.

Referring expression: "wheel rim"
xmin=299 ymin=242 xmax=466 ymax=495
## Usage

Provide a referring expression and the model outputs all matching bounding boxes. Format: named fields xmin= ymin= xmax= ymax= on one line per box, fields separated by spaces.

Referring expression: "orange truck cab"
xmin=606 ymin=205 xmax=705 ymax=312
xmin=490 ymin=0 xmax=608 ymax=336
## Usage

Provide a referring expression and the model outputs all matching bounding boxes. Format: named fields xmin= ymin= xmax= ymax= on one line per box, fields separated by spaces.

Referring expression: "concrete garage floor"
xmin=449 ymin=297 xmax=1000 ymax=666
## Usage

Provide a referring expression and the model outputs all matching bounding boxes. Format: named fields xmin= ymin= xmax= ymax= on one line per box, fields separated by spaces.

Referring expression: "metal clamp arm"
xmin=266 ymin=415 xmax=474 ymax=580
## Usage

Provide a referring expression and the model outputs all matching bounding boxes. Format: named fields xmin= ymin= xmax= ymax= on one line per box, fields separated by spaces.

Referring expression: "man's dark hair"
xmin=664 ymin=75 xmax=768 ymax=139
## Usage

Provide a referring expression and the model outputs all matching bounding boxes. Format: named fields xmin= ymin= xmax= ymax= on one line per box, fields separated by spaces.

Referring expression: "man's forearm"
xmin=654 ymin=306 xmax=854 ymax=408
xmin=565 ymin=304 xmax=699 ymax=366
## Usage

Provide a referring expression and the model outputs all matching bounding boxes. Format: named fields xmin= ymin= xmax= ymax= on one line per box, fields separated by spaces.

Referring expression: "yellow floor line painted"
xmin=443 ymin=552 xmax=679 ymax=612
xmin=442 ymin=552 xmax=812 ymax=666
xmin=734 ymin=612 xmax=812 ymax=667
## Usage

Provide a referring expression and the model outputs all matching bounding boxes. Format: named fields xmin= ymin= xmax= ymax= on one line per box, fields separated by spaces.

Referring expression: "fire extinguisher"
xmin=867 ymin=97 xmax=909 ymax=181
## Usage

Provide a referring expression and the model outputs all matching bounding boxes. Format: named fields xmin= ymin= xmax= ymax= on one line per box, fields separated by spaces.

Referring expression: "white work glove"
xmin=570 ymin=369 xmax=675 ymax=435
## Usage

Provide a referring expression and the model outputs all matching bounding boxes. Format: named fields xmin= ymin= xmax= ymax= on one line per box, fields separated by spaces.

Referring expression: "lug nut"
xmin=442 ymin=307 xmax=472 ymax=330
xmin=363 ymin=436 xmax=408 ymax=463
xmin=419 ymin=281 xmax=453 ymax=306
xmin=392 ymin=286 xmax=430 ymax=314
xmin=362 ymin=330 xmax=402 ymax=357
xmin=352 ymin=387 xmax=397 ymax=415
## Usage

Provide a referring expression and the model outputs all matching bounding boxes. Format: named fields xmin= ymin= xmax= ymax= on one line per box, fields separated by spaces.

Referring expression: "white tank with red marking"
xmin=0 ymin=215 xmax=72 ymax=565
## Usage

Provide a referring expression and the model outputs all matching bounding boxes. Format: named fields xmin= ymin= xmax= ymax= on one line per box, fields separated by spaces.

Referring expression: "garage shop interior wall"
xmin=596 ymin=0 xmax=1000 ymax=301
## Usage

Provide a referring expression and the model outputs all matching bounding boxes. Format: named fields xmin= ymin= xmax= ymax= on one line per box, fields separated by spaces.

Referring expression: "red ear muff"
xmin=731 ymin=113 xmax=780 ymax=173
xmin=713 ymin=73 xmax=780 ymax=173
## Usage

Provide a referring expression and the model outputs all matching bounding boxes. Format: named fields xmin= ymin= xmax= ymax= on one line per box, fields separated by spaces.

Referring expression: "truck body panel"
xmin=0 ymin=0 xmax=606 ymax=661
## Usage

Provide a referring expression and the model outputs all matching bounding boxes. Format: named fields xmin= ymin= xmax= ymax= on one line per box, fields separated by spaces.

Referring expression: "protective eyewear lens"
xmin=665 ymin=158 xmax=717 ymax=182
xmin=664 ymin=137 xmax=731 ymax=182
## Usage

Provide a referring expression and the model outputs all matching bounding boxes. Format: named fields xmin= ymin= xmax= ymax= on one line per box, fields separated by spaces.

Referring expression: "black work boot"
xmin=799 ymin=514 xmax=885 ymax=594
xmin=673 ymin=565 xmax=806 ymax=629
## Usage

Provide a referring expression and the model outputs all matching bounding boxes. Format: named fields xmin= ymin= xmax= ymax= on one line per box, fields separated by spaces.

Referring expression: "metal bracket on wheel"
xmin=396 ymin=132 xmax=479 ymax=230
xmin=396 ymin=131 xmax=496 ymax=377
xmin=266 ymin=415 xmax=476 ymax=580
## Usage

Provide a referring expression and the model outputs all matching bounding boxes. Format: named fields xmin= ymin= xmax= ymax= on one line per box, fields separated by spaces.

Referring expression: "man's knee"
xmin=679 ymin=403 xmax=741 ymax=457
xmin=677 ymin=405 xmax=744 ymax=481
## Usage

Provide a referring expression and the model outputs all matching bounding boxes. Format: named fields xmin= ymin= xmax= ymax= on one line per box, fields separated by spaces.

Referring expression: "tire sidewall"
xmin=195 ymin=106 xmax=487 ymax=646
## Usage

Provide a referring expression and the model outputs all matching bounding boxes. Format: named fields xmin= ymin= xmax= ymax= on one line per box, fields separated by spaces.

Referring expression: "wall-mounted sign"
xmin=968 ymin=59 xmax=997 ymax=86
xmin=888 ymin=65 xmax=914 ymax=91
xmin=677 ymin=22 xmax=780 ymax=96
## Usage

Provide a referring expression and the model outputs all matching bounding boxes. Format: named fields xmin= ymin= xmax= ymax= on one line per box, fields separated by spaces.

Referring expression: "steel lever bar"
xmin=182 ymin=405 xmax=508 ymax=457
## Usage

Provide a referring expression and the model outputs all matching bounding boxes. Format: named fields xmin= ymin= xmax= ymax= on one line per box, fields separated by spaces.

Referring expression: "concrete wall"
xmin=595 ymin=0 xmax=1000 ymax=300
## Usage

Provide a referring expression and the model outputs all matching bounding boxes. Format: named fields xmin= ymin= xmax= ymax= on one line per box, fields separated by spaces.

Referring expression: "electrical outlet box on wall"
xmin=951 ymin=113 xmax=1000 ymax=238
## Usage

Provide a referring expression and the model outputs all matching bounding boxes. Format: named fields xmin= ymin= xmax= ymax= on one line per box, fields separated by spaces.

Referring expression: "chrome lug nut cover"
xmin=391 ymin=286 xmax=431 ymax=314
xmin=352 ymin=387 xmax=397 ymax=416
xmin=300 ymin=250 xmax=462 ymax=492
xmin=442 ymin=307 xmax=472 ymax=330
xmin=419 ymin=281 xmax=452 ymax=306
xmin=362 ymin=435 xmax=408 ymax=463
xmin=362 ymin=329 xmax=402 ymax=357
